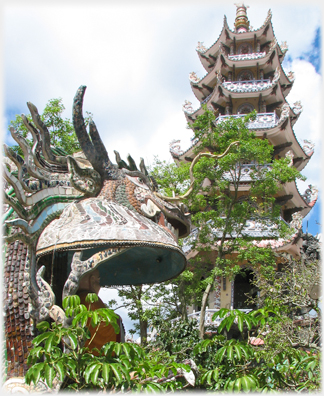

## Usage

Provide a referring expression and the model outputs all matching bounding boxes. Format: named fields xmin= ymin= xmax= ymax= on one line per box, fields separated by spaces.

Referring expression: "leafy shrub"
xmin=25 ymin=294 xmax=189 ymax=392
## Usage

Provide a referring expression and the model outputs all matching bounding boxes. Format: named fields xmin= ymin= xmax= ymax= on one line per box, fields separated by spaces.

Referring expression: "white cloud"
xmin=284 ymin=59 xmax=322 ymax=193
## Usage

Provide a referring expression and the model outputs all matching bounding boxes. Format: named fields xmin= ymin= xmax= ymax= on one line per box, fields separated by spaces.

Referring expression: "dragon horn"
xmin=73 ymin=86 xmax=110 ymax=176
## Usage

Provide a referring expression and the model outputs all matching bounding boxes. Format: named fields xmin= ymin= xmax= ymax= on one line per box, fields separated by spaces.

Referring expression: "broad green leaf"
xmin=206 ymin=370 xmax=213 ymax=385
xmin=215 ymin=346 xmax=226 ymax=363
xmin=44 ymin=364 xmax=55 ymax=388
xmin=241 ymin=376 xmax=250 ymax=393
xmin=226 ymin=379 xmax=235 ymax=391
xmin=227 ymin=345 xmax=234 ymax=361
xmin=65 ymin=359 xmax=77 ymax=377
xmin=121 ymin=343 xmax=133 ymax=360
xmin=119 ymin=365 xmax=131 ymax=384
xmin=110 ymin=363 xmax=123 ymax=384
xmin=217 ymin=318 xmax=227 ymax=333
xmin=84 ymin=363 xmax=100 ymax=384
xmin=85 ymin=293 xmax=99 ymax=303
xmin=44 ymin=333 xmax=55 ymax=353
xmin=102 ymin=342 xmax=115 ymax=357
xmin=55 ymin=360 xmax=65 ymax=382
xmin=240 ymin=344 xmax=252 ymax=359
xmin=32 ymin=332 xmax=51 ymax=346
xmin=68 ymin=333 xmax=78 ymax=350
xmin=63 ymin=295 xmax=80 ymax=309
xmin=36 ymin=321 xmax=50 ymax=331
xmin=237 ymin=315 xmax=244 ymax=332
xmin=234 ymin=344 xmax=242 ymax=361
xmin=30 ymin=346 xmax=44 ymax=359
xmin=72 ymin=312 xmax=89 ymax=327
xmin=90 ymin=311 xmax=99 ymax=327
xmin=234 ymin=377 xmax=242 ymax=391
xmin=102 ymin=363 xmax=111 ymax=384
xmin=201 ymin=371 xmax=209 ymax=384
xmin=113 ymin=342 xmax=122 ymax=356
xmin=91 ymin=364 xmax=101 ymax=385
xmin=226 ymin=315 xmax=235 ymax=332
xmin=247 ymin=374 xmax=257 ymax=391
xmin=145 ymin=382 xmax=162 ymax=392
xmin=27 ymin=362 xmax=44 ymax=385
xmin=213 ymin=368 xmax=219 ymax=382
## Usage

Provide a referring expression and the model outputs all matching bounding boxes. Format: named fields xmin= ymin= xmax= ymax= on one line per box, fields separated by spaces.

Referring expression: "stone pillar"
xmin=256 ymin=40 xmax=261 ymax=53
xmin=261 ymin=100 xmax=267 ymax=113
xmin=230 ymin=43 xmax=234 ymax=55
xmin=225 ymin=102 xmax=231 ymax=115
xmin=228 ymin=72 xmax=232 ymax=81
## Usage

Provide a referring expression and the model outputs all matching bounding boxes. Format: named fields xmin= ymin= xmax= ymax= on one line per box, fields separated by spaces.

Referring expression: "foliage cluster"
xmin=150 ymin=304 xmax=320 ymax=392
xmin=25 ymin=293 xmax=190 ymax=392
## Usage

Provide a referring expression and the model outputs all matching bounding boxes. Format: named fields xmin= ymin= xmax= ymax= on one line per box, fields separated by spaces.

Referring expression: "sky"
xmin=2 ymin=0 xmax=322 ymax=336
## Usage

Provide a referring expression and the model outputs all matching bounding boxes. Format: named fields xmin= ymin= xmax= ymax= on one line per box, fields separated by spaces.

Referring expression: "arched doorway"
xmin=233 ymin=268 xmax=257 ymax=309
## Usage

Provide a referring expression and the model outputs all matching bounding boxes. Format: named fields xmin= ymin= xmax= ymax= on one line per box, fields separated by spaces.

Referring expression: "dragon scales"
xmin=2 ymin=86 xmax=191 ymax=389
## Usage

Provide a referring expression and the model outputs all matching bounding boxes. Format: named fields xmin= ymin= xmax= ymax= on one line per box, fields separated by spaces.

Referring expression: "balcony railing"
xmin=222 ymin=163 xmax=273 ymax=182
xmin=223 ymin=79 xmax=272 ymax=93
xmin=170 ymin=309 xmax=252 ymax=327
xmin=228 ymin=52 xmax=266 ymax=61
xmin=215 ymin=112 xmax=279 ymax=129
xmin=182 ymin=216 xmax=290 ymax=253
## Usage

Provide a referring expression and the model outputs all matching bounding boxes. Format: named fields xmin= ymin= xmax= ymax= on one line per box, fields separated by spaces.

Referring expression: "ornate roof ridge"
xmin=226 ymin=8 xmax=272 ymax=35
xmin=196 ymin=16 xmax=228 ymax=56
xmin=295 ymin=180 xmax=318 ymax=209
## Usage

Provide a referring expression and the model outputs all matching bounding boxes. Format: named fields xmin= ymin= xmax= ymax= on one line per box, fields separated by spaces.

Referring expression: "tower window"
xmin=237 ymin=103 xmax=255 ymax=114
xmin=237 ymin=42 xmax=253 ymax=55
xmin=237 ymin=69 xmax=254 ymax=81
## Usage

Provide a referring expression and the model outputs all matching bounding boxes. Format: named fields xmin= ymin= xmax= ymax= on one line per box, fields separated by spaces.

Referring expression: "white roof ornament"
xmin=303 ymin=185 xmax=318 ymax=205
xmin=182 ymin=100 xmax=194 ymax=114
xmin=303 ymin=139 xmax=315 ymax=156
xmin=196 ymin=41 xmax=207 ymax=53
xmin=189 ymin=71 xmax=201 ymax=83
xmin=279 ymin=103 xmax=290 ymax=121
xmin=280 ymin=41 xmax=288 ymax=53
xmin=292 ymin=101 xmax=303 ymax=115
xmin=287 ymin=71 xmax=295 ymax=82
xmin=169 ymin=139 xmax=184 ymax=156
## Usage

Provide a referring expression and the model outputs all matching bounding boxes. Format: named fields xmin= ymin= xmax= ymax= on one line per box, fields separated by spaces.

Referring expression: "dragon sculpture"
xmin=2 ymin=86 xmax=192 ymax=390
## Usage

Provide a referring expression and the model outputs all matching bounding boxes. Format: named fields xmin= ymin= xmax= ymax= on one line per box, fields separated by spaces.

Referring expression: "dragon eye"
xmin=138 ymin=177 xmax=144 ymax=184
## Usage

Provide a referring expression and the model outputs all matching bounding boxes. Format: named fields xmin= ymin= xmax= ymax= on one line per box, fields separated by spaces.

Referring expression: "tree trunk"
xmin=179 ymin=280 xmax=188 ymax=321
xmin=199 ymin=282 xmax=213 ymax=339
xmin=140 ymin=319 xmax=148 ymax=346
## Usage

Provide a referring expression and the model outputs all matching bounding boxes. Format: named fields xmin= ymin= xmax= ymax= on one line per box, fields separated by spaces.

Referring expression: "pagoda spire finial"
xmin=234 ymin=3 xmax=250 ymax=33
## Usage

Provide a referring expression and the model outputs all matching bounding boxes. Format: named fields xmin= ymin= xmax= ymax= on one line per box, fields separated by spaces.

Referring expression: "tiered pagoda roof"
xmin=171 ymin=3 xmax=317 ymax=241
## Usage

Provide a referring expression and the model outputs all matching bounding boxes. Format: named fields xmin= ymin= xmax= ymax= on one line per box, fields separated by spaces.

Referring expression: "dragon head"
xmin=4 ymin=86 xmax=191 ymax=313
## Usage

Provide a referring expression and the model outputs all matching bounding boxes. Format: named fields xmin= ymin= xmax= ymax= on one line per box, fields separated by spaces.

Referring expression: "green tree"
xmin=9 ymin=98 xmax=92 ymax=156
xmin=108 ymin=267 xmax=205 ymax=346
xmin=152 ymin=107 xmax=304 ymax=339
xmin=150 ymin=256 xmax=320 ymax=392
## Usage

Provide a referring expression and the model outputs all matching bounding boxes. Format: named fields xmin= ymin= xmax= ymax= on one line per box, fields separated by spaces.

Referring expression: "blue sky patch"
xmin=298 ymin=27 xmax=321 ymax=74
